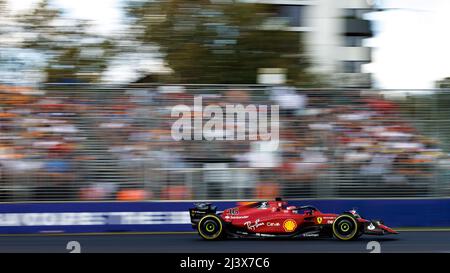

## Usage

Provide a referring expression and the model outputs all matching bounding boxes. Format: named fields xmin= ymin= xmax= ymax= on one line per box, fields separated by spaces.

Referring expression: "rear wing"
xmin=189 ymin=203 xmax=217 ymax=228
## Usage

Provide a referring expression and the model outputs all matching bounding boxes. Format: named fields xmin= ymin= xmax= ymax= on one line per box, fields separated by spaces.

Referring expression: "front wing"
xmin=359 ymin=219 xmax=398 ymax=235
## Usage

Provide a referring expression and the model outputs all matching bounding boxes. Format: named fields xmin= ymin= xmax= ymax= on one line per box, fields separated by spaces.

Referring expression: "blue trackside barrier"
xmin=0 ymin=199 xmax=448 ymax=234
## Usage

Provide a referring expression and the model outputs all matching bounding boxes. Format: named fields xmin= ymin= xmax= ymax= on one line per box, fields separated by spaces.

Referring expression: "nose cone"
xmin=379 ymin=224 xmax=398 ymax=234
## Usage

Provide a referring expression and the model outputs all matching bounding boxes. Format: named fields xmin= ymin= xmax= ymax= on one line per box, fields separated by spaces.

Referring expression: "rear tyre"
xmin=197 ymin=214 xmax=225 ymax=240
xmin=332 ymin=214 xmax=360 ymax=241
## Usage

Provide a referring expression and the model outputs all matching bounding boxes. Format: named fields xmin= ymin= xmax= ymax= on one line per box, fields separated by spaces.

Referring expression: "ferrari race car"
xmin=189 ymin=198 xmax=398 ymax=241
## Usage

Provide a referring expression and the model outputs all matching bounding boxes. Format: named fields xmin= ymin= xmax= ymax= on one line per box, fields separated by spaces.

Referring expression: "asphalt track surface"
xmin=0 ymin=231 xmax=449 ymax=253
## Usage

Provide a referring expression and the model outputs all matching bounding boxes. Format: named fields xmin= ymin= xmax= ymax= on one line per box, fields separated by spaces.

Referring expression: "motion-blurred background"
xmin=1 ymin=0 xmax=450 ymax=202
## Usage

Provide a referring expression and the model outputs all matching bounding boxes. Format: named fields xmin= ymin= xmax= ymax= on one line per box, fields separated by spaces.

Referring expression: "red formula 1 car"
xmin=189 ymin=198 xmax=398 ymax=241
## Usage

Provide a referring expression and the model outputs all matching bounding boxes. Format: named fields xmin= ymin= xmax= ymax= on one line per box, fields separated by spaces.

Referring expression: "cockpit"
xmin=253 ymin=198 xmax=319 ymax=215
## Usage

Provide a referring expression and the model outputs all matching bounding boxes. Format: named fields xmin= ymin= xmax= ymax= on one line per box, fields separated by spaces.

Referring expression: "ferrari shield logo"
xmin=317 ymin=217 xmax=323 ymax=224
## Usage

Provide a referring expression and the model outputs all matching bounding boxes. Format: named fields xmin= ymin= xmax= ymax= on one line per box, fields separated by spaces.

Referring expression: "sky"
xmin=364 ymin=0 xmax=450 ymax=89
xmin=8 ymin=0 xmax=124 ymax=34
xmin=6 ymin=0 xmax=450 ymax=89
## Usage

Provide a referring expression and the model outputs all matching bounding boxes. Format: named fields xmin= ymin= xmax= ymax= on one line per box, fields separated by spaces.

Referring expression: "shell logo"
xmin=283 ymin=219 xmax=297 ymax=232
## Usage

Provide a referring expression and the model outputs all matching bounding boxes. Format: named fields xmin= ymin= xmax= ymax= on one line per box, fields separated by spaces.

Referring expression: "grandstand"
xmin=0 ymin=84 xmax=449 ymax=201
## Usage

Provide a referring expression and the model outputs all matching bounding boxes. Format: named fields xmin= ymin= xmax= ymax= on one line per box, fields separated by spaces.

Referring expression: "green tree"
xmin=17 ymin=0 xmax=115 ymax=83
xmin=0 ymin=0 xmax=28 ymax=84
xmin=126 ymin=0 xmax=318 ymax=85
xmin=0 ymin=0 xmax=8 ymax=35
xmin=436 ymin=77 xmax=450 ymax=89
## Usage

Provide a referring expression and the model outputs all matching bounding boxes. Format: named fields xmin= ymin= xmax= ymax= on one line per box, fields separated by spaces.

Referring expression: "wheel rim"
xmin=198 ymin=216 xmax=223 ymax=239
xmin=338 ymin=220 xmax=353 ymax=234
xmin=205 ymin=222 xmax=216 ymax=232
xmin=202 ymin=219 xmax=218 ymax=234
xmin=333 ymin=216 xmax=358 ymax=240
xmin=341 ymin=223 xmax=349 ymax=231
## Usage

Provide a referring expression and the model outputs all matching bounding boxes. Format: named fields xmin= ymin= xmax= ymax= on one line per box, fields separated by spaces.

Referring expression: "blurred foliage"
xmin=1 ymin=0 xmax=323 ymax=85
xmin=436 ymin=77 xmax=450 ymax=89
xmin=16 ymin=0 xmax=116 ymax=83
xmin=0 ymin=0 xmax=14 ymax=48
xmin=0 ymin=0 xmax=8 ymax=29
xmin=126 ymin=0 xmax=320 ymax=85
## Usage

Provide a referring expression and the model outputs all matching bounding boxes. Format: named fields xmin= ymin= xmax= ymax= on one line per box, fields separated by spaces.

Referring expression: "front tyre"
xmin=197 ymin=215 xmax=225 ymax=240
xmin=332 ymin=214 xmax=360 ymax=241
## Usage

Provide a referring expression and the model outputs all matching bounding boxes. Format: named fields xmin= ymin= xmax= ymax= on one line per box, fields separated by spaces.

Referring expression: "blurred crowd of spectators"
xmin=0 ymin=84 xmax=449 ymax=201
